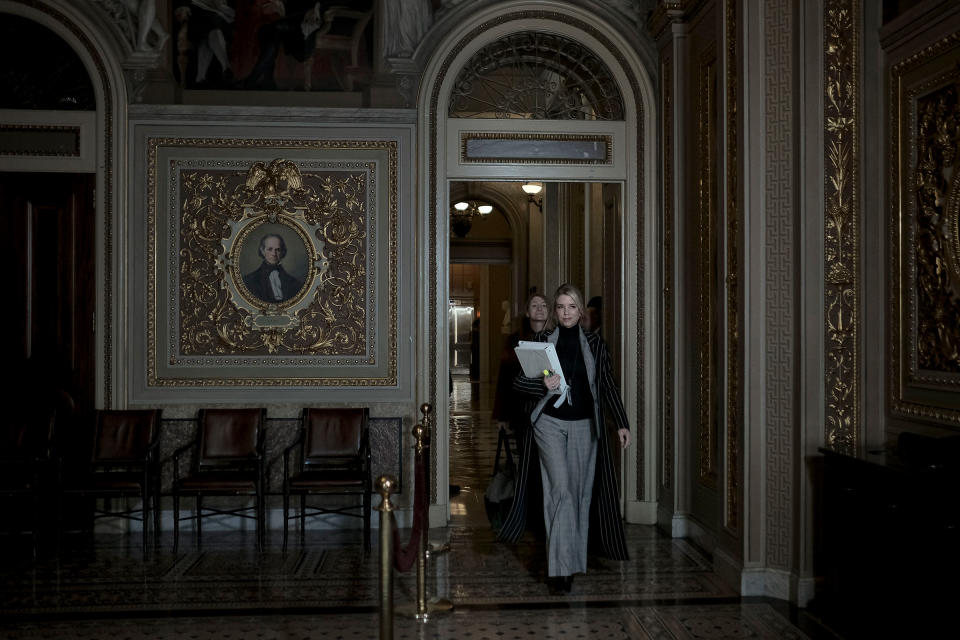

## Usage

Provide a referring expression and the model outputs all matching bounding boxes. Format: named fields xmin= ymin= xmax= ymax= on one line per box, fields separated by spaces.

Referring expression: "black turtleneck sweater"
xmin=542 ymin=324 xmax=593 ymax=420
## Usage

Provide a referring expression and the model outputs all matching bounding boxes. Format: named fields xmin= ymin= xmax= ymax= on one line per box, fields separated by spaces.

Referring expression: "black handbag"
xmin=484 ymin=426 xmax=516 ymax=529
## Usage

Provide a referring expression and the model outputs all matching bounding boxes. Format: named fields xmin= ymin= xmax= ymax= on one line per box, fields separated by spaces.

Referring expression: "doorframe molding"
xmin=417 ymin=0 xmax=660 ymax=525
xmin=0 ymin=0 xmax=130 ymax=409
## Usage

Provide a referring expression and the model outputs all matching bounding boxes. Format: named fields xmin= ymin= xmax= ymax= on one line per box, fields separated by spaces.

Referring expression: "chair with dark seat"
xmin=60 ymin=409 xmax=161 ymax=552
xmin=1 ymin=404 xmax=58 ymax=556
xmin=172 ymin=408 xmax=266 ymax=552
xmin=282 ymin=408 xmax=371 ymax=552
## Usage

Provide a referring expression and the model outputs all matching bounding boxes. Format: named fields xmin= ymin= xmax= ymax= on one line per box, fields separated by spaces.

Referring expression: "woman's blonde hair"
xmin=552 ymin=283 xmax=586 ymax=325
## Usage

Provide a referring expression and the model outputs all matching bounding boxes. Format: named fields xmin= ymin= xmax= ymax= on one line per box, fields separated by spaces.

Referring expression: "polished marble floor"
xmin=0 ymin=377 xmax=831 ymax=639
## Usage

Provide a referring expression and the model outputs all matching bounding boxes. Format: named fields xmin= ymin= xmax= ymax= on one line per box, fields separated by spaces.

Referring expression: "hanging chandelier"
xmin=451 ymin=200 xmax=493 ymax=238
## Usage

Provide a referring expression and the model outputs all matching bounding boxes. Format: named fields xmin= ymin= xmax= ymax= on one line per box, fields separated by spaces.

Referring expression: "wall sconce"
xmin=451 ymin=200 xmax=493 ymax=238
xmin=521 ymin=182 xmax=543 ymax=210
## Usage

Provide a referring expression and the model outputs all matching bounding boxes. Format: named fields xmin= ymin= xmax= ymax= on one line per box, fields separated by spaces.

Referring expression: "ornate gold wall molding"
xmin=697 ymin=42 xmax=719 ymax=487
xmin=146 ymin=138 xmax=398 ymax=387
xmin=824 ymin=0 xmax=861 ymax=453
xmin=723 ymin=0 xmax=741 ymax=533
xmin=913 ymin=82 xmax=960 ymax=376
xmin=890 ymin=32 xmax=960 ymax=425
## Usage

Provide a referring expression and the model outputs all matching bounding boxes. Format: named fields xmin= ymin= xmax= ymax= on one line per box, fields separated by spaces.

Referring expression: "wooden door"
xmin=0 ymin=172 xmax=96 ymax=423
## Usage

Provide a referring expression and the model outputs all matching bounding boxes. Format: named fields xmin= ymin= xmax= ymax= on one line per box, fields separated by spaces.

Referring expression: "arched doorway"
xmin=0 ymin=0 xmax=131 ymax=411
xmin=417 ymin=2 xmax=660 ymax=527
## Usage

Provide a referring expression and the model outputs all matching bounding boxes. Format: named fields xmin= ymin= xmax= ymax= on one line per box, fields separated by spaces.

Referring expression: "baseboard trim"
xmin=714 ymin=548 xmax=814 ymax=606
xmin=625 ymin=500 xmax=658 ymax=524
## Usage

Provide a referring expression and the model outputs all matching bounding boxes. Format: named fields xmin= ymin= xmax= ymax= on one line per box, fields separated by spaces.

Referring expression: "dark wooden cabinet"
xmin=818 ymin=439 xmax=960 ymax=638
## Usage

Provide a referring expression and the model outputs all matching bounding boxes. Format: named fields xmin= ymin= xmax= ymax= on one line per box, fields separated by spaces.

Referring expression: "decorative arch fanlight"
xmin=447 ymin=30 xmax=624 ymax=121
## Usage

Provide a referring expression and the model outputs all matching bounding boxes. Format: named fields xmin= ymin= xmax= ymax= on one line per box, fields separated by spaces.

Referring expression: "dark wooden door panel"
xmin=0 ymin=172 xmax=96 ymax=422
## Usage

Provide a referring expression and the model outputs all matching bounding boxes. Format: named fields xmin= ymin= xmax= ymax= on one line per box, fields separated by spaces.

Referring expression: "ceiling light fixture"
xmin=451 ymin=199 xmax=493 ymax=237
xmin=521 ymin=182 xmax=543 ymax=210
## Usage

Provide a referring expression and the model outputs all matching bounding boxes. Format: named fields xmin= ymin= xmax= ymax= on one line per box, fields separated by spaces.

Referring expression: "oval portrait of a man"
xmin=237 ymin=222 xmax=309 ymax=305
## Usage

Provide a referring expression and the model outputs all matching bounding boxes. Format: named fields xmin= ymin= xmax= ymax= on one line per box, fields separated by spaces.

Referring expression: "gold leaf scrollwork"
xmin=915 ymin=83 xmax=960 ymax=372
xmin=824 ymin=0 xmax=860 ymax=453
xmin=177 ymin=159 xmax=368 ymax=357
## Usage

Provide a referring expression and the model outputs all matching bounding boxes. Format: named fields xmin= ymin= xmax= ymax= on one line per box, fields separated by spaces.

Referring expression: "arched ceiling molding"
xmin=417 ymin=0 xmax=659 ymax=523
xmin=447 ymin=30 xmax=626 ymax=120
xmin=1 ymin=0 xmax=129 ymax=108
xmin=419 ymin=0 xmax=658 ymax=86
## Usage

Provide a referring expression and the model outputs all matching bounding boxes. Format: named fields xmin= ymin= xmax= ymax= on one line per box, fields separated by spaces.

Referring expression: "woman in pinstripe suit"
xmin=500 ymin=283 xmax=630 ymax=594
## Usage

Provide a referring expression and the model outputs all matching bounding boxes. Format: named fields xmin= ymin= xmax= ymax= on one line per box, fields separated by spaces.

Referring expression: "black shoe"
xmin=547 ymin=576 xmax=573 ymax=595
xmin=547 ymin=577 xmax=564 ymax=596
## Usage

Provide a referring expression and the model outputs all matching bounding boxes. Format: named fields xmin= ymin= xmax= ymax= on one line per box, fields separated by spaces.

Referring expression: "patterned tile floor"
xmin=0 ymin=377 xmax=833 ymax=639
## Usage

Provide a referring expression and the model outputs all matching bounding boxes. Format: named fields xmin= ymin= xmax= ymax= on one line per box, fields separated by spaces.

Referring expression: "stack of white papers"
xmin=514 ymin=341 xmax=570 ymax=408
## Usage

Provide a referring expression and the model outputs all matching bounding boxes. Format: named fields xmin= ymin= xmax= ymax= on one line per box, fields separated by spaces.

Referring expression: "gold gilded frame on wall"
xmin=145 ymin=138 xmax=398 ymax=387
xmin=890 ymin=34 xmax=960 ymax=425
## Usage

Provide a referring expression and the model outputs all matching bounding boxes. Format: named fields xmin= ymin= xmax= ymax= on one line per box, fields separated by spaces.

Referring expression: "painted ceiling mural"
xmin=172 ymin=0 xmax=376 ymax=91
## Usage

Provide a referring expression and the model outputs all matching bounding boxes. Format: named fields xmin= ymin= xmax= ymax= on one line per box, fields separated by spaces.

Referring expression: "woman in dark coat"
xmin=490 ymin=293 xmax=550 ymax=534
xmin=491 ymin=292 xmax=550 ymax=439
xmin=498 ymin=283 xmax=630 ymax=594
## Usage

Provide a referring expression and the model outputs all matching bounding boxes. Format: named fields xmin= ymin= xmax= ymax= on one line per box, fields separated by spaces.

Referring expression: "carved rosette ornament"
xmin=823 ymin=0 xmax=860 ymax=453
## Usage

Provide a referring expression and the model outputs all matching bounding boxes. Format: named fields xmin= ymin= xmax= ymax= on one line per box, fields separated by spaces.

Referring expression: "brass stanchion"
xmin=375 ymin=475 xmax=397 ymax=640
xmin=419 ymin=403 xmax=451 ymax=557
xmin=398 ymin=405 xmax=452 ymax=620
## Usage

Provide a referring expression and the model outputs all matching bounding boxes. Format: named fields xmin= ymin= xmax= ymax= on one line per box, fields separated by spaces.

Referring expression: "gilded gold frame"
xmin=889 ymin=32 xmax=960 ymax=425
xmin=145 ymin=137 xmax=398 ymax=387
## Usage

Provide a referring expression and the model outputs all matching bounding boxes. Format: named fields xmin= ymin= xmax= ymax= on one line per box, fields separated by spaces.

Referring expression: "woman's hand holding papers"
xmin=543 ymin=373 xmax=563 ymax=391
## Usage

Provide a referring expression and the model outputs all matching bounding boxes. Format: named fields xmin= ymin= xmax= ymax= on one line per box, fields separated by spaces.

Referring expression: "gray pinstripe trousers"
xmin=532 ymin=413 xmax=597 ymax=577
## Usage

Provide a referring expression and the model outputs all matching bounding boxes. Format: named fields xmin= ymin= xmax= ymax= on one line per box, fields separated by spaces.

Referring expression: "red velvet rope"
xmin=391 ymin=445 xmax=426 ymax=573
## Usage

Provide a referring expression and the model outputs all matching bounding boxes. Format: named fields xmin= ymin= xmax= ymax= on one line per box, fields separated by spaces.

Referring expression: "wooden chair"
xmin=1 ymin=403 xmax=58 ymax=557
xmin=282 ymin=408 xmax=371 ymax=552
xmin=172 ymin=409 xmax=266 ymax=552
xmin=60 ymin=409 xmax=161 ymax=552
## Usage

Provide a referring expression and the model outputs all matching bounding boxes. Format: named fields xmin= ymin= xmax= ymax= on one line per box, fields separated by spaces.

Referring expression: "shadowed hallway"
xmin=0 ymin=376 xmax=827 ymax=639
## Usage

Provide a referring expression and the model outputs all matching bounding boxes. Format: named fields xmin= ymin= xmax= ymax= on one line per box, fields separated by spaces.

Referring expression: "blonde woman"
xmin=500 ymin=283 xmax=630 ymax=595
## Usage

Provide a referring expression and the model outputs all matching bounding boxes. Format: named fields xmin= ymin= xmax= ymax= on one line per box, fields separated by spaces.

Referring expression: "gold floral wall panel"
xmin=147 ymin=138 xmax=397 ymax=386
xmin=890 ymin=34 xmax=960 ymax=424
xmin=824 ymin=0 xmax=861 ymax=452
